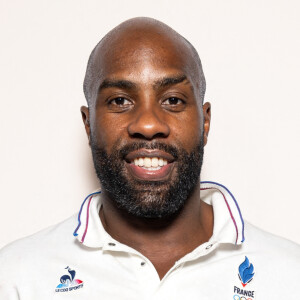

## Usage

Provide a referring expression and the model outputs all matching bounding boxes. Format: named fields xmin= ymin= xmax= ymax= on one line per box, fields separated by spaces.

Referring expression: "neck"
xmin=99 ymin=181 xmax=213 ymax=280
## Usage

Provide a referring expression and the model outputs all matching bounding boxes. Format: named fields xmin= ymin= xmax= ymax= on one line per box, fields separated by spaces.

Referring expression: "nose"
xmin=127 ymin=107 xmax=170 ymax=140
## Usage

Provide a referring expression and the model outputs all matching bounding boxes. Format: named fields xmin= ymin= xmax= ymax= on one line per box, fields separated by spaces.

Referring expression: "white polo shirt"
xmin=0 ymin=181 xmax=299 ymax=300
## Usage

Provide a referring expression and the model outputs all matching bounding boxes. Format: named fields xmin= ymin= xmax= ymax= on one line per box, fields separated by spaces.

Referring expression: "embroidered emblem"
xmin=233 ymin=257 xmax=256 ymax=299
xmin=55 ymin=266 xmax=84 ymax=292
xmin=238 ymin=256 xmax=255 ymax=287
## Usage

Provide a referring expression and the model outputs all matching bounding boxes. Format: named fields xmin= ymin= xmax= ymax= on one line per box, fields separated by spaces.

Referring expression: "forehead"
xmin=94 ymin=29 xmax=198 ymax=85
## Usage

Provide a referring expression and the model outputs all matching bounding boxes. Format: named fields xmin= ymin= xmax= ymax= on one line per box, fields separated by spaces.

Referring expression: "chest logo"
xmin=238 ymin=256 xmax=255 ymax=287
xmin=55 ymin=266 xmax=84 ymax=293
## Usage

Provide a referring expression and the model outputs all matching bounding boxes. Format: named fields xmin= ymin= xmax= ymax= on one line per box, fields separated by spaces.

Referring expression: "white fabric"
xmin=0 ymin=182 xmax=299 ymax=300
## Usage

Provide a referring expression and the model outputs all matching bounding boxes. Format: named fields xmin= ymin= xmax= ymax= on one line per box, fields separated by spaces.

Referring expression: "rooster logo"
xmin=238 ymin=256 xmax=255 ymax=287
xmin=56 ymin=266 xmax=83 ymax=289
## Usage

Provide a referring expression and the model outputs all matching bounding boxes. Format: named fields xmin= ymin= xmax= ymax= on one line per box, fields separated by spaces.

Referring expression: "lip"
xmin=126 ymin=162 xmax=174 ymax=181
xmin=124 ymin=148 xmax=175 ymax=181
xmin=124 ymin=149 xmax=175 ymax=163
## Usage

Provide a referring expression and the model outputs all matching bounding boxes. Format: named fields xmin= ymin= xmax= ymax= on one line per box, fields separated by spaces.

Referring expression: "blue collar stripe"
xmin=73 ymin=191 xmax=101 ymax=237
xmin=201 ymin=181 xmax=245 ymax=242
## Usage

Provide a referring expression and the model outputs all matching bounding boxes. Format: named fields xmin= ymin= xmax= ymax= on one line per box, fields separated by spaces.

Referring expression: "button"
xmin=205 ymin=244 xmax=213 ymax=250
xmin=108 ymin=242 xmax=116 ymax=246
xmin=141 ymin=262 xmax=146 ymax=266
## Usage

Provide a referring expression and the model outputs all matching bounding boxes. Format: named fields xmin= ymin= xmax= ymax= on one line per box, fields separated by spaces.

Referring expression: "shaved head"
xmin=83 ymin=17 xmax=206 ymax=106
xmin=80 ymin=17 xmax=212 ymax=221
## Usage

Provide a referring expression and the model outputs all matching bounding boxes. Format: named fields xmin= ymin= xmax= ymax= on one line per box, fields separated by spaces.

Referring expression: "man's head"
xmin=81 ymin=17 xmax=211 ymax=219
xmin=83 ymin=17 xmax=206 ymax=107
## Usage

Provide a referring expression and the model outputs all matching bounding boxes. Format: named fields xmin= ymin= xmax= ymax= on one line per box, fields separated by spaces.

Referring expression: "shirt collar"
xmin=73 ymin=181 xmax=245 ymax=248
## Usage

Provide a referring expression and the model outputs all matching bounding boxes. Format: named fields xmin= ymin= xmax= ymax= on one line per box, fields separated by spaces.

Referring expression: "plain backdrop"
xmin=0 ymin=0 xmax=299 ymax=248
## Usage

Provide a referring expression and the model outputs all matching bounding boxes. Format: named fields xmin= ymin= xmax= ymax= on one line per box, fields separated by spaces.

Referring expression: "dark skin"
xmin=81 ymin=18 xmax=213 ymax=280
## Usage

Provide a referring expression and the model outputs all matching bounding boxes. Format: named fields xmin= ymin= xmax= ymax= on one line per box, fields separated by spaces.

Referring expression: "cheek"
xmin=170 ymin=109 xmax=202 ymax=150
xmin=91 ymin=111 xmax=128 ymax=153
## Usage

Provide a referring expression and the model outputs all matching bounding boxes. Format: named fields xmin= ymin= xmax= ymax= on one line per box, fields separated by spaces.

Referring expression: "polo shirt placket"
xmin=72 ymin=181 xmax=245 ymax=299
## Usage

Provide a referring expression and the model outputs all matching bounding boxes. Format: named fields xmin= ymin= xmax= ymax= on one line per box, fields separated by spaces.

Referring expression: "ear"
xmin=202 ymin=102 xmax=211 ymax=146
xmin=80 ymin=106 xmax=91 ymax=144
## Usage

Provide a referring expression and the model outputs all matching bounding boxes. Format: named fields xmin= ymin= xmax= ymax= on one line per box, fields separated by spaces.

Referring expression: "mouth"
xmin=124 ymin=149 xmax=175 ymax=181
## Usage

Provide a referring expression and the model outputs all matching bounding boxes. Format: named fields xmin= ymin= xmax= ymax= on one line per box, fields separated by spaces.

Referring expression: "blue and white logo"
xmin=55 ymin=266 xmax=84 ymax=292
xmin=238 ymin=256 xmax=255 ymax=287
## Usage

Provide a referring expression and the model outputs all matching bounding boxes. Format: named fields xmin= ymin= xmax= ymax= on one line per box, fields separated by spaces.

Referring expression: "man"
xmin=0 ymin=17 xmax=299 ymax=299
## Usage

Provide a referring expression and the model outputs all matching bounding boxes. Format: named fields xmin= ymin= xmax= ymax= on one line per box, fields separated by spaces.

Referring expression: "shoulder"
xmin=0 ymin=214 xmax=77 ymax=254
xmin=245 ymin=221 xmax=300 ymax=252
xmin=0 ymin=215 xmax=83 ymax=297
xmin=0 ymin=214 xmax=78 ymax=278
xmin=243 ymin=221 xmax=300 ymax=266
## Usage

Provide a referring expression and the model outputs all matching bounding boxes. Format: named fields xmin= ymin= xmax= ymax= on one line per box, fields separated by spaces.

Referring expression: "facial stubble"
xmin=90 ymin=137 xmax=204 ymax=219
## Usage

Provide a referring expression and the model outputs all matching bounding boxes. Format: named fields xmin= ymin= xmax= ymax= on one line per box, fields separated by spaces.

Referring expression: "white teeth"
xmin=158 ymin=158 xmax=164 ymax=167
xmin=152 ymin=157 xmax=158 ymax=167
xmin=146 ymin=167 xmax=161 ymax=170
xmin=132 ymin=157 xmax=169 ymax=168
xmin=144 ymin=157 xmax=151 ymax=168
xmin=138 ymin=158 xmax=144 ymax=167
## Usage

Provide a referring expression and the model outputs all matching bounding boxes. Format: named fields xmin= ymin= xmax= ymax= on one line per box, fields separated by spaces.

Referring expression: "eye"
xmin=163 ymin=97 xmax=184 ymax=105
xmin=161 ymin=97 xmax=185 ymax=111
xmin=107 ymin=97 xmax=133 ymax=111
xmin=109 ymin=97 xmax=132 ymax=106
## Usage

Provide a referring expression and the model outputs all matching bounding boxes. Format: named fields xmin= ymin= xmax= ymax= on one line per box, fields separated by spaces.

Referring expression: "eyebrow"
xmin=98 ymin=79 xmax=137 ymax=92
xmin=98 ymin=74 xmax=189 ymax=94
xmin=153 ymin=75 xmax=188 ymax=89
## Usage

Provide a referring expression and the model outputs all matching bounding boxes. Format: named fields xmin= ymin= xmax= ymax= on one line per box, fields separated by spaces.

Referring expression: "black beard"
xmin=90 ymin=137 xmax=204 ymax=219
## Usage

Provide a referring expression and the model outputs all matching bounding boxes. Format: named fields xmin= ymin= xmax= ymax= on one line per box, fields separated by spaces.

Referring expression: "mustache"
xmin=117 ymin=142 xmax=180 ymax=159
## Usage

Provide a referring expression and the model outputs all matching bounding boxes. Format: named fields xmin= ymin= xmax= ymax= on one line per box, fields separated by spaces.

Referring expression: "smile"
xmin=131 ymin=157 xmax=168 ymax=170
xmin=125 ymin=149 xmax=175 ymax=180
